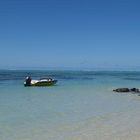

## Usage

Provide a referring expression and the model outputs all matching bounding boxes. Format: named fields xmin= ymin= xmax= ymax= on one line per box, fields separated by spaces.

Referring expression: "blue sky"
xmin=0 ymin=0 xmax=140 ymax=70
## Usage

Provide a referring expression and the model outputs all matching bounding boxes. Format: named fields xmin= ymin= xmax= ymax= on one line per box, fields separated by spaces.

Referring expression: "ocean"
xmin=1 ymin=70 xmax=140 ymax=140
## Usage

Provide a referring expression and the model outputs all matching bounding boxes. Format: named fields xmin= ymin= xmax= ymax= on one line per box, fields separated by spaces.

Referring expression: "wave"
xmin=0 ymin=70 xmax=140 ymax=81
xmin=123 ymin=77 xmax=140 ymax=81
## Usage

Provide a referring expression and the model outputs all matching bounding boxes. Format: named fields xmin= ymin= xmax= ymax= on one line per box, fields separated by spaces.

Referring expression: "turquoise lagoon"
xmin=1 ymin=70 xmax=140 ymax=140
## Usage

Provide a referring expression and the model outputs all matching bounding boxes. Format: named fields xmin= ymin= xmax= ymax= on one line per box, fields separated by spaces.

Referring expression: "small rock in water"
xmin=113 ymin=88 xmax=140 ymax=95
xmin=130 ymin=88 xmax=140 ymax=93
xmin=113 ymin=88 xmax=130 ymax=92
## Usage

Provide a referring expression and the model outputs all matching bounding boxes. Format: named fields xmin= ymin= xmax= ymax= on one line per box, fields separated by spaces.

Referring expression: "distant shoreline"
xmin=0 ymin=69 xmax=140 ymax=72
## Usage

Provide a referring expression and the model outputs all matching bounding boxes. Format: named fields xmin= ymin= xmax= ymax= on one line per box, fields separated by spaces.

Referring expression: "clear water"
xmin=1 ymin=70 xmax=140 ymax=140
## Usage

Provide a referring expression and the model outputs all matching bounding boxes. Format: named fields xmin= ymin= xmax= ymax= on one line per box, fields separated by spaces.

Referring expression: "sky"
xmin=0 ymin=0 xmax=140 ymax=70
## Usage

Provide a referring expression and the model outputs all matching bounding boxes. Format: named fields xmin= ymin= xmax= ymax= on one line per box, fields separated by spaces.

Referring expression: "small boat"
xmin=24 ymin=77 xmax=57 ymax=87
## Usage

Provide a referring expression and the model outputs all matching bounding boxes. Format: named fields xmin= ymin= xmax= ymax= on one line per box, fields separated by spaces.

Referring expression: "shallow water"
xmin=0 ymin=70 xmax=140 ymax=140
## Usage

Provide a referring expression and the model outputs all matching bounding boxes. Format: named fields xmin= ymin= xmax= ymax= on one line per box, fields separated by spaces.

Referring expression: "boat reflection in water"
xmin=24 ymin=77 xmax=57 ymax=87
